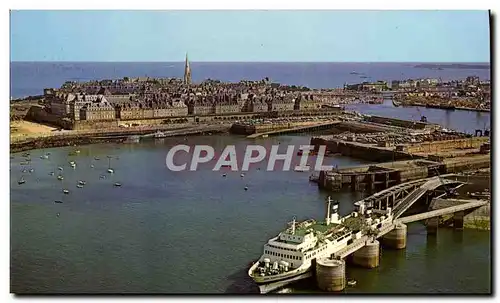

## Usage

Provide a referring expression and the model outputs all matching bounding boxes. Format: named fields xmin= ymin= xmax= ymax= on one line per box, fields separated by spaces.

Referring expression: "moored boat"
xmin=248 ymin=197 xmax=394 ymax=287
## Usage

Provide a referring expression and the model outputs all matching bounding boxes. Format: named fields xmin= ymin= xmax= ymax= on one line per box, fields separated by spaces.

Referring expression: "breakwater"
xmin=10 ymin=124 xmax=230 ymax=153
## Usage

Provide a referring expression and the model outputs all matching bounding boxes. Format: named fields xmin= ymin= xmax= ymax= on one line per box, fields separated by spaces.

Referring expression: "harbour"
xmin=9 ymin=8 xmax=493 ymax=296
xmin=10 ymin=105 xmax=491 ymax=293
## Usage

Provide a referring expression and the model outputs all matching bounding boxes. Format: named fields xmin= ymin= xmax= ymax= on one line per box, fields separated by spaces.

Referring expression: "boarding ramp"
xmin=396 ymin=200 xmax=488 ymax=224
xmin=392 ymin=177 xmax=465 ymax=219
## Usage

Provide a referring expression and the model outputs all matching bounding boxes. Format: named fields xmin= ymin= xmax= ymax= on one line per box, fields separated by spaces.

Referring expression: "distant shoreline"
xmin=414 ymin=63 xmax=490 ymax=70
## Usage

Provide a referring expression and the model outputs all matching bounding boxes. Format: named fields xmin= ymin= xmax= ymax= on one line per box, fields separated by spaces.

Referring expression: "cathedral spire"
xmin=184 ymin=52 xmax=191 ymax=85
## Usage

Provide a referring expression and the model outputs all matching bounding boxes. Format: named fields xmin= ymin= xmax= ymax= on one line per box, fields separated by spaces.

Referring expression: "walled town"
xmin=19 ymin=57 xmax=387 ymax=132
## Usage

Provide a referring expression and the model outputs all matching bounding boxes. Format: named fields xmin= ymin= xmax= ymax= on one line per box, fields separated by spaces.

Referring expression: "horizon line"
xmin=10 ymin=60 xmax=491 ymax=64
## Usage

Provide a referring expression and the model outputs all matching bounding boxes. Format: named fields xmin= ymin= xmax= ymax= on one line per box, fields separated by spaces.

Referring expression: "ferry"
xmin=248 ymin=197 xmax=393 ymax=287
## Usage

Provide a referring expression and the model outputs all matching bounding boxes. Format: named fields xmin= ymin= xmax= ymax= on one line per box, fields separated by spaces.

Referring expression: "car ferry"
xmin=248 ymin=197 xmax=393 ymax=286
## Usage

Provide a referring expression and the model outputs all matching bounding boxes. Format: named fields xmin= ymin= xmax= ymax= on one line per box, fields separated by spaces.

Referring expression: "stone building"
xmin=296 ymin=94 xmax=323 ymax=110
xmin=188 ymin=98 xmax=215 ymax=115
xmin=269 ymin=95 xmax=295 ymax=112
xmin=245 ymin=96 xmax=268 ymax=112
xmin=169 ymin=100 xmax=189 ymax=117
xmin=48 ymin=93 xmax=74 ymax=117
xmin=70 ymin=94 xmax=98 ymax=120
xmin=213 ymin=94 xmax=240 ymax=114
xmin=80 ymin=98 xmax=116 ymax=121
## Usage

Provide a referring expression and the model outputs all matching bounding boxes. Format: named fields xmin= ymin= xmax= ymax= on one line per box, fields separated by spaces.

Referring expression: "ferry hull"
xmin=248 ymin=262 xmax=311 ymax=285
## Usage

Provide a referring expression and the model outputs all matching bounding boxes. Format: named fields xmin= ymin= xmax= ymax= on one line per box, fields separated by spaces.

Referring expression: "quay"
xmin=258 ymin=175 xmax=489 ymax=293
xmin=308 ymin=114 xmax=490 ymax=192
xmin=10 ymin=123 xmax=230 ymax=153
xmin=246 ymin=121 xmax=341 ymax=138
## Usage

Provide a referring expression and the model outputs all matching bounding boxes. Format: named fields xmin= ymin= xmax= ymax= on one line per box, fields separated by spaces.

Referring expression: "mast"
xmin=291 ymin=216 xmax=296 ymax=235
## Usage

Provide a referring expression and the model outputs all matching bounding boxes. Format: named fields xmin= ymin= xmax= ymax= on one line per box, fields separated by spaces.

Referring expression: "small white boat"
xmin=18 ymin=177 xmax=26 ymax=185
xmin=63 ymin=189 xmax=70 ymax=194
xmin=58 ymin=167 xmax=64 ymax=171
xmin=262 ymin=134 xmax=269 ymax=138
xmin=57 ymin=175 xmax=64 ymax=180
xmin=49 ymin=172 xmax=55 ymax=176
xmin=114 ymin=182 xmax=122 ymax=187
xmin=347 ymin=279 xmax=357 ymax=287
xmin=76 ymin=184 xmax=84 ymax=188
xmin=29 ymin=169 xmax=34 ymax=173
xmin=107 ymin=157 xmax=114 ymax=173
xmin=78 ymin=180 xmax=86 ymax=185
xmin=90 ymin=165 xmax=94 ymax=168
xmin=240 ymin=173 xmax=245 ymax=177
xmin=294 ymin=166 xmax=311 ymax=172
xmin=222 ymin=173 xmax=227 ymax=177
xmin=244 ymin=186 xmax=248 ymax=191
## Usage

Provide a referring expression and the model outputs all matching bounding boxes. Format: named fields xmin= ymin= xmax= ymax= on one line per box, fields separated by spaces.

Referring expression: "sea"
xmin=10 ymin=62 xmax=490 ymax=99
xmin=10 ymin=62 xmax=491 ymax=294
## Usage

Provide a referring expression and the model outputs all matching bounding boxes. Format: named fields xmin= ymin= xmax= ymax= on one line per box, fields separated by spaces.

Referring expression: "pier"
xmin=258 ymin=175 xmax=489 ymax=294
xmin=246 ymin=121 xmax=341 ymax=138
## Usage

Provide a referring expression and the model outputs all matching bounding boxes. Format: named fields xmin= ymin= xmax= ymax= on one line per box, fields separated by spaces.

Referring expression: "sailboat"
xmin=107 ymin=156 xmax=114 ymax=173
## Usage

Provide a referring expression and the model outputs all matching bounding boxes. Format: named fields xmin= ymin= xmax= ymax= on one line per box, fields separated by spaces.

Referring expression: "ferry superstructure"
xmin=248 ymin=197 xmax=393 ymax=285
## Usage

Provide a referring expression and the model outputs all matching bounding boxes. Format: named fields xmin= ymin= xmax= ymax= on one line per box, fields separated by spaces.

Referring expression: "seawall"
xmin=10 ymin=124 xmax=230 ymax=153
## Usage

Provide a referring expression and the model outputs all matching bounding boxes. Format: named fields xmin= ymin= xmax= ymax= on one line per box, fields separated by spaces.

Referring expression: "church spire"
xmin=184 ymin=52 xmax=191 ymax=85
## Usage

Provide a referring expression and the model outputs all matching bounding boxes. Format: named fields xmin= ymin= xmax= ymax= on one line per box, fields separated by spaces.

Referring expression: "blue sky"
xmin=10 ymin=10 xmax=490 ymax=62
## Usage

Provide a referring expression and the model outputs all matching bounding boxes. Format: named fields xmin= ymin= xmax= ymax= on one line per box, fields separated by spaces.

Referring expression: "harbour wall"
xmin=10 ymin=124 xmax=230 ymax=153
xmin=317 ymin=155 xmax=490 ymax=192
xmin=28 ymin=105 xmax=342 ymax=131
xmin=402 ymin=137 xmax=488 ymax=154
xmin=310 ymin=137 xmax=419 ymax=162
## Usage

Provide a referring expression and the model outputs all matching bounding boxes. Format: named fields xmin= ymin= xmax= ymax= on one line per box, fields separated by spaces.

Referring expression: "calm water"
xmin=346 ymin=100 xmax=491 ymax=133
xmin=10 ymin=62 xmax=491 ymax=293
xmin=11 ymin=133 xmax=491 ymax=294
xmin=10 ymin=62 xmax=490 ymax=98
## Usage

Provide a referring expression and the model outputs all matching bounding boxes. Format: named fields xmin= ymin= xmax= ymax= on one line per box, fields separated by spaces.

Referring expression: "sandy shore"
xmin=10 ymin=121 xmax=58 ymax=142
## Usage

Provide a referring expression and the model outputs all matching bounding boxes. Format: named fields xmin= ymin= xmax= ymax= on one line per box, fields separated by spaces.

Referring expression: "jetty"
xmin=247 ymin=121 xmax=341 ymax=139
xmin=259 ymin=176 xmax=489 ymax=293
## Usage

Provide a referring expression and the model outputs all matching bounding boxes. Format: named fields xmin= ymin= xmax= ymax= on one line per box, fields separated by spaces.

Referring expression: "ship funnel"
xmin=326 ymin=196 xmax=332 ymax=225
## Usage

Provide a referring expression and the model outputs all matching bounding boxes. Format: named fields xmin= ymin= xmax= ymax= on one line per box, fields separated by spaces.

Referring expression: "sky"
xmin=10 ymin=10 xmax=490 ymax=62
